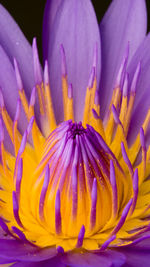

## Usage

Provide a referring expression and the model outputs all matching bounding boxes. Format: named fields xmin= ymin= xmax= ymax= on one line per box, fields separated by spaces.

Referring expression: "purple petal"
xmin=0 ymin=4 xmax=35 ymax=97
xmin=62 ymin=252 xmax=113 ymax=267
xmin=42 ymin=0 xmax=63 ymax=60
xmin=127 ymin=34 xmax=150 ymax=145
xmin=99 ymin=0 xmax=147 ymax=118
xmin=118 ymin=238 xmax=150 ymax=267
xmin=11 ymin=257 xmax=66 ymax=267
xmin=43 ymin=0 xmax=101 ymax=123
xmin=0 ymin=239 xmax=57 ymax=262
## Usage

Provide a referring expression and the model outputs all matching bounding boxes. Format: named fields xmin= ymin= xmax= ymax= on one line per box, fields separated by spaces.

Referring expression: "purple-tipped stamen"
xmin=130 ymin=62 xmax=141 ymax=93
xmin=0 ymin=217 xmax=11 ymax=235
xmin=12 ymin=191 xmax=23 ymax=228
xmin=110 ymin=160 xmax=118 ymax=217
xmin=0 ymin=119 xmax=4 ymax=143
xmin=14 ymin=99 xmax=21 ymax=122
xmin=112 ymin=105 xmax=121 ymax=125
xmin=94 ymin=90 xmax=99 ymax=106
xmin=39 ymin=165 xmax=50 ymax=219
xmin=32 ymin=38 xmax=43 ymax=85
xmin=140 ymin=127 xmax=146 ymax=149
xmin=60 ymin=44 xmax=67 ymax=77
xmin=88 ymin=67 xmax=95 ymax=89
xmin=115 ymin=44 xmax=129 ymax=88
xmin=90 ymin=178 xmax=97 ymax=228
xmin=15 ymin=157 xmax=23 ymax=199
xmin=0 ymin=89 xmax=4 ymax=108
xmin=121 ymin=142 xmax=133 ymax=177
xmin=110 ymin=198 xmax=133 ymax=236
xmin=57 ymin=246 xmax=64 ymax=254
xmin=44 ymin=60 xmax=50 ymax=85
xmin=12 ymin=226 xmax=26 ymax=242
xmin=130 ymin=168 xmax=139 ymax=215
xmin=68 ymin=83 xmax=73 ymax=99
xmin=27 ymin=116 xmax=34 ymax=135
xmin=100 ymin=235 xmax=116 ymax=251
xmin=76 ymin=225 xmax=85 ymax=248
xmin=92 ymin=108 xmax=99 ymax=119
xmin=55 ymin=189 xmax=61 ymax=234
xmin=18 ymin=130 xmax=27 ymax=155
xmin=29 ymin=87 xmax=36 ymax=107
xmin=122 ymin=73 xmax=129 ymax=97
xmin=14 ymin=58 xmax=23 ymax=91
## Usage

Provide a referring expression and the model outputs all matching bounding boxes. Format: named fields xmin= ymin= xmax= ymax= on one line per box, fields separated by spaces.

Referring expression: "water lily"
xmin=0 ymin=0 xmax=150 ymax=266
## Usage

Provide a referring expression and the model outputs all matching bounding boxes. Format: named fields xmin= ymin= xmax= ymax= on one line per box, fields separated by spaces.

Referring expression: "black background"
xmin=1 ymin=0 xmax=150 ymax=60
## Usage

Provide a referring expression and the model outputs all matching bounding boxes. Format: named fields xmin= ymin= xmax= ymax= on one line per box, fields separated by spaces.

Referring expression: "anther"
xmin=76 ymin=225 xmax=85 ymax=248
xmin=55 ymin=189 xmax=61 ymax=234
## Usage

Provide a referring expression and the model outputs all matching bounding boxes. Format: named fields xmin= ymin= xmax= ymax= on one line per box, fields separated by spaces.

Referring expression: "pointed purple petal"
xmin=127 ymin=33 xmax=150 ymax=145
xmin=0 ymin=4 xmax=34 ymax=96
xmin=43 ymin=0 xmax=101 ymax=123
xmin=0 ymin=239 xmax=56 ymax=262
xmin=100 ymin=0 xmax=147 ymax=118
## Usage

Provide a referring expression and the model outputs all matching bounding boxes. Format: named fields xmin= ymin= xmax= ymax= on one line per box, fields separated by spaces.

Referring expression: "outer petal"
xmin=127 ymin=34 xmax=150 ymax=145
xmin=11 ymin=257 xmax=66 ymax=267
xmin=0 ymin=239 xmax=57 ymax=262
xmin=43 ymin=0 xmax=101 ymax=123
xmin=0 ymin=4 xmax=34 ymax=96
xmin=62 ymin=252 xmax=115 ymax=267
xmin=118 ymin=239 xmax=150 ymax=267
xmin=99 ymin=0 xmax=147 ymax=118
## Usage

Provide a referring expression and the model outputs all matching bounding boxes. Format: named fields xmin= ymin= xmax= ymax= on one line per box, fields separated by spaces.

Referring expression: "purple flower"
xmin=0 ymin=0 xmax=150 ymax=266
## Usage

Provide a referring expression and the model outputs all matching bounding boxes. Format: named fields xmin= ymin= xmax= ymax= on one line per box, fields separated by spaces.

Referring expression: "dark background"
xmin=1 ymin=0 xmax=150 ymax=60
